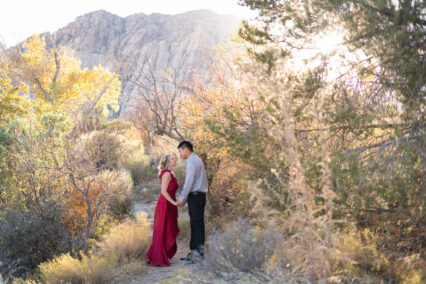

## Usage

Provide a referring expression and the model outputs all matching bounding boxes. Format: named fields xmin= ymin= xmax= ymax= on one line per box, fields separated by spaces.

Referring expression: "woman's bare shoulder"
xmin=162 ymin=171 xmax=172 ymax=178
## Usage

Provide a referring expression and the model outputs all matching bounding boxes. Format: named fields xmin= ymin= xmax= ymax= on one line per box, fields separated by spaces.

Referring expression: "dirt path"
xmin=130 ymin=246 xmax=189 ymax=284
xmin=129 ymin=182 xmax=194 ymax=284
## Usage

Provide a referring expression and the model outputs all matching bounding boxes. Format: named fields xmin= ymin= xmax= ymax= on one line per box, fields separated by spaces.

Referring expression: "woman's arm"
xmin=160 ymin=172 xmax=177 ymax=206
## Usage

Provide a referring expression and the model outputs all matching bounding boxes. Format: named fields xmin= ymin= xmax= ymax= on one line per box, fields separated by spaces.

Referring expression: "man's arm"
xmin=178 ymin=160 xmax=197 ymax=204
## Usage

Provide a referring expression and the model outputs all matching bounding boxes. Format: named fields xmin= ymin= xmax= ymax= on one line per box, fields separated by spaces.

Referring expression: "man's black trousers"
xmin=187 ymin=192 xmax=206 ymax=254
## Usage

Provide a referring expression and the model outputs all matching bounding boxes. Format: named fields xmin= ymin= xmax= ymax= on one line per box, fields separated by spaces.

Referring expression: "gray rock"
xmin=49 ymin=9 xmax=240 ymax=116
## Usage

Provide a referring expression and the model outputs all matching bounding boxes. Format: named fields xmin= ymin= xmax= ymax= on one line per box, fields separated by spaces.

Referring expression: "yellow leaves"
xmin=22 ymin=34 xmax=46 ymax=64
xmin=61 ymin=65 xmax=121 ymax=116
xmin=0 ymin=69 xmax=30 ymax=122
xmin=82 ymin=66 xmax=121 ymax=115
xmin=6 ymin=34 xmax=120 ymax=118
xmin=337 ymin=229 xmax=391 ymax=273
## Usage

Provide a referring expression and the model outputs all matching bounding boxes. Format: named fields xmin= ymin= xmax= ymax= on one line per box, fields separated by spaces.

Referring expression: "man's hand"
xmin=177 ymin=200 xmax=184 ymax=207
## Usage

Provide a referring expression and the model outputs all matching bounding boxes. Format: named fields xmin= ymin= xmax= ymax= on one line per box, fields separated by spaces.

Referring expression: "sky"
xmin=0 ymin=0 xmax=257 ymax=47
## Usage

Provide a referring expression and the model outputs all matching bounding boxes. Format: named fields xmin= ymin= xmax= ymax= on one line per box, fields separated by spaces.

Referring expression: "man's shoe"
xmin=184 ymin=259 xmax=195 ymax=265
xmin=184 ymin=250 xmax=204 ymax=264
xmin=180 ymin=251 xmax=193 ymax=261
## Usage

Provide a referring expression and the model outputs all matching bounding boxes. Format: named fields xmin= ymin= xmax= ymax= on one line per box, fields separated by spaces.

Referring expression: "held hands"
xmin=171 ymin=200 xmax=184 ymax=207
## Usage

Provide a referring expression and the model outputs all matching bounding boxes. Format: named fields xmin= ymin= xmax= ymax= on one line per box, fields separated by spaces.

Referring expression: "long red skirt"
xmin=146 ymin=194 xmax=179 ymax=266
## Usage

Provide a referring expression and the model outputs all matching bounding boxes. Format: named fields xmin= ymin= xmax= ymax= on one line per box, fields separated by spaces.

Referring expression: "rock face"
xmin=51 ymin=9 xmax=240 ymax=116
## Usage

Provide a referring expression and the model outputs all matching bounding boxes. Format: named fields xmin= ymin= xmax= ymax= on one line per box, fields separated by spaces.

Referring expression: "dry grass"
xmin=38 ymin=215 xmax=151 ymax=283
xmin=203 ymin=219 xmax=279 ymax=278
xmin=333 ymin=229 xmax=425 ymax=283
xmin=177 ymin=217 xmax=190 ymax=241
xmin=96 ymin=215 xmax=151 ymax=264
xmin=39 ymin=253 xmax=117 ymax=284
xmin=120 ymin=260 xmax=147 ymax=276
xmin=336 ymin=229 xmax=390 ymax=273
xmin=10 ymin=278 xmax=39 ymax=284
xmin=268 ymin=83 xmax=343 ymax=281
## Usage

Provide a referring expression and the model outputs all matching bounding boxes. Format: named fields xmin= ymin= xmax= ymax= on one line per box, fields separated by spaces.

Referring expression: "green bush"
xmin=84 ymin=130 xmax=121 ymax=170
xmin=204 ymin=218 xmax=279 ymax=279
xmin=101 ymin=170 xmax=134 ymax=221
xmin=119 ymin=140 xmax=156 ymax=184
xmin=0 ymin=203 xmax=69 ymax=278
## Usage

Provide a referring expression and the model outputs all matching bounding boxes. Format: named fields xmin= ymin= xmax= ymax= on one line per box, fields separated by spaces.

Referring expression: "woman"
xmin=146 ymin=155 xmax=180 ymax=266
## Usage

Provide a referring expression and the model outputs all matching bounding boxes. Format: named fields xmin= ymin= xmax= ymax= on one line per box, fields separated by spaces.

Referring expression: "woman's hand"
xmin=171 ymin=201 xmax=178 ymax=206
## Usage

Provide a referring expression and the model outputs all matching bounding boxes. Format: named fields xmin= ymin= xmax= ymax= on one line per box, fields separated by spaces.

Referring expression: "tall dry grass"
xmin=250 ymin=81 xmax=340 ymax=282
xmin=38 ymin=253 xmax=117 ymax=284
xmin=198 ymin=64 xmax=346 ymax=282
xmin=38 ymin=215 xmax=151 ymax=283
xmin=96 ymin=215 xmax=151 ymax=264
xmin=203 ymin=218 xmax=279 ymax=278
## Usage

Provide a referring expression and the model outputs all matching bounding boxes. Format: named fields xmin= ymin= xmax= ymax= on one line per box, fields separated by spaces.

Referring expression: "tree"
xmin=125 ymin=60 xmax=187 ymax=143
xmin=0 ymin=67 xmax=29 ymax=123
xmin=4 ymin=34 xmax=121 ymax=117
xmin=0 ymin=114 xmax=72 ymax=272
xmin=125 ymin=58 xmax=227 ymax=188
xmin=187 ymin=0 xmax=426 ymax=280
xmin=239 ymin=0 xmax=424 ymax=111
xmin=0 ymin=34 xmax=135 ymax=278
xmin=237 ymin=0 xmax=425 ymax=214
xmin=0 ymin=112 xmax=134 ymax=276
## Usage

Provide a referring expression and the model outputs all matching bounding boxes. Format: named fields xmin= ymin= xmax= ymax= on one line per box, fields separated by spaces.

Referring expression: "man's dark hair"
xmin=178 ymin=141 xmax=193 ymax=152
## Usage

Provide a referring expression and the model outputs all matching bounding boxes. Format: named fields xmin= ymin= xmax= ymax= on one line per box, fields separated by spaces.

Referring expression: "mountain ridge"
xmin=35 ymin=9 xmax=240 ymax=116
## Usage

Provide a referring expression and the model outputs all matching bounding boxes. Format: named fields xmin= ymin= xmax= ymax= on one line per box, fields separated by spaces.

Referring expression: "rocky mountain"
xmin=50 ymin=9 xmax=240 ymax=116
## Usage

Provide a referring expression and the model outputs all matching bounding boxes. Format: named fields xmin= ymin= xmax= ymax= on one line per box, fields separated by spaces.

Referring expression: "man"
xmin=176 ymin=141 xmax=208 ymax=264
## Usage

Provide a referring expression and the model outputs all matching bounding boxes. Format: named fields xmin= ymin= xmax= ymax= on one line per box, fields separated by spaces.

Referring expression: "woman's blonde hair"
xmin=158 ymin=155 xmax=171 ymax=178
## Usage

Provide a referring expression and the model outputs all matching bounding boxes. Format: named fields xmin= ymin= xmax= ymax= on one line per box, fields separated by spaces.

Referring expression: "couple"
xmin=146 ymin=141 xmax=208 ymax=266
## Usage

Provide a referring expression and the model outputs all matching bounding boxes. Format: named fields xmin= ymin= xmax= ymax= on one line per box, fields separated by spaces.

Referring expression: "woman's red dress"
xmin=146 ymin=169 xmax=180 ymax=266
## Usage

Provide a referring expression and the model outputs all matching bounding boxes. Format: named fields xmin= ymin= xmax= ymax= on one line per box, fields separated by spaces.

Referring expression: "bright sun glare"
xmin=285 ymin=29 xmax=364 ymax=84
xmin=288 ymin=30 xmax=346 ymax=73
xmin=315 ymin=31 xmax=343 ymax=54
